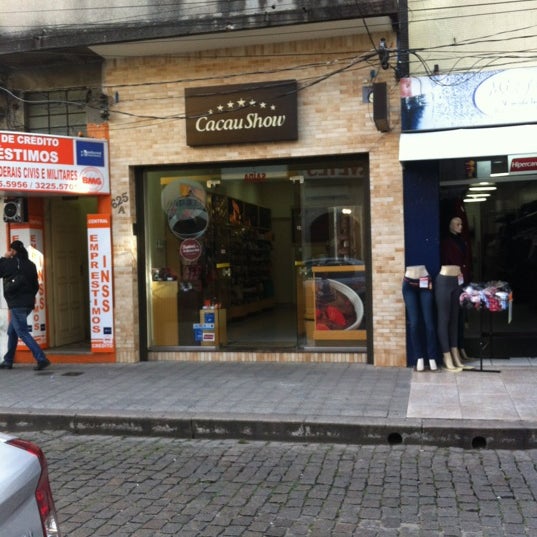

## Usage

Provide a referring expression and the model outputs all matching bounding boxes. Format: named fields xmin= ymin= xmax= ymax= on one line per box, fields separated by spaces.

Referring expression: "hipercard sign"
xmin=87 ymin=214 xmax=114 ymax=353
xmin=0 ymin=131 xmax=109 ymax=195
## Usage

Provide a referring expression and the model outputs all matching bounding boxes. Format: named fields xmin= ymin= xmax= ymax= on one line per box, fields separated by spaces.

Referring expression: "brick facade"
xmin=105 ymin=34 xmax=406 ymax=366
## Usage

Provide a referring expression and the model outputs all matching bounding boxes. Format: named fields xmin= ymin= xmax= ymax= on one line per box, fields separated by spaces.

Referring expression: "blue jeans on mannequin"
xmin=402 ymin=279 xmax=438 ymax=365
xmin=4 ymin=307 xmax=47 ymax=364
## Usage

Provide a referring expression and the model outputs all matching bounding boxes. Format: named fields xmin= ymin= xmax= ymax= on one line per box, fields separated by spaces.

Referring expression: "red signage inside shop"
xmin=510 ymin=156 xmax=537 ymax=173
xmin=180 ymin=239 xmax=202 ymax=262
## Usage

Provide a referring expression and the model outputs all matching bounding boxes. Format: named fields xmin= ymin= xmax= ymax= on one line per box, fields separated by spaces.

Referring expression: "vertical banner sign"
xmin=10 ymin=217 xmax=47 ymax=348
xmin=87 ymin=214 xmax=114 ymax=352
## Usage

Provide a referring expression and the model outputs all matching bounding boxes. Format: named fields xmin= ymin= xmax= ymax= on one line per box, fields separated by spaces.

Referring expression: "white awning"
xmin=399 ymin=125 xmax=537 ymax=161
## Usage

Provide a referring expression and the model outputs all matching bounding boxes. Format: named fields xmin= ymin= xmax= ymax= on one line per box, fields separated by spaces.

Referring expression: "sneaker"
xmin=34 ymin=358 xmax=51 ymax=371
xmin=0 ymin=361 xmax=13 ymax=370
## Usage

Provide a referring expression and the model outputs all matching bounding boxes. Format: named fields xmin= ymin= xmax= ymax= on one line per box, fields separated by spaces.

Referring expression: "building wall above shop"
xmin=408 ymin=0 xmax=537 ymax=76
xmin=0 ymin=1 xmax=398 ymax=67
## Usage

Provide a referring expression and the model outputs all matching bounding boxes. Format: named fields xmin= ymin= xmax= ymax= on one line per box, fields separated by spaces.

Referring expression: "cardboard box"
xmin=199 ymin=308 xmax=227 ymax=346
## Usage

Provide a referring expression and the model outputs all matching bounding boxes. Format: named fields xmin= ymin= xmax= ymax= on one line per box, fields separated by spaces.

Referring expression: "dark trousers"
xmin=434 ymin=274 xmax=461 ymax=353
xmin=402 ymin=279 xmax=438 ymax=361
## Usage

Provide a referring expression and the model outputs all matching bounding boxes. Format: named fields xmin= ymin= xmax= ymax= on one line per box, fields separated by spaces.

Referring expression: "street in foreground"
xmin=21 ymin=430 xmax=537 ymax=536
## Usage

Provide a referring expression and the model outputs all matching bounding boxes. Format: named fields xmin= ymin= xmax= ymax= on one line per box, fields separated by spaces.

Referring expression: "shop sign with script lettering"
xmin=185 ymin=80 xmax=298 ymax=146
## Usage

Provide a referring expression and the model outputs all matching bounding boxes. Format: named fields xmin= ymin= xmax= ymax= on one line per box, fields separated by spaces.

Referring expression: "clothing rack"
xmin=460 ymin=280 xmax=512 ymax=374
xmin=470 ymin=309 xmax=501 ymax=373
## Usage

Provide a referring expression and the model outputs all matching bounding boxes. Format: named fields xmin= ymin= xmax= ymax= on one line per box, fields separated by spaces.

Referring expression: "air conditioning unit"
xmin=3 ymin=198 xmax=26 ymax=223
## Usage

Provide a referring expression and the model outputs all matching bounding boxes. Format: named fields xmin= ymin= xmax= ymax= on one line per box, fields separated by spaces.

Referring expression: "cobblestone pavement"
xmin=27 ymin=430 xmax=537 ymax=537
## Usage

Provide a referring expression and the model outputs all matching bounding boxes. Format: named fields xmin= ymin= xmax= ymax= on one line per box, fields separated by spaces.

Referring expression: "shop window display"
xmin=143 ymin=157 xmax=370 ymax=351
xmin=440 ymin=173 xmax=537 ymax=358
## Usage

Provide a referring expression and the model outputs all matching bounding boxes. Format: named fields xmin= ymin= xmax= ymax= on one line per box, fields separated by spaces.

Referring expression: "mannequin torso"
xmin=440 ymin=265 xmax=460 ymax=277
xmin=405 ymin=265 xmax=429 ymax=279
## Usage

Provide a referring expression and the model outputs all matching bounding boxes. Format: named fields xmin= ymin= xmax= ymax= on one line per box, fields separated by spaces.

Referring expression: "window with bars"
xmin=25 ymin=89 xmax=87 ymax=136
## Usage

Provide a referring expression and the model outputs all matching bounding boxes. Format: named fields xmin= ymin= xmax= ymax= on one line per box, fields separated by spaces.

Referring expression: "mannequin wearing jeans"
xmin=434 ymin=265 xmax=469 ymax=372
xmin=402 ymin=265 xmax=438 ymax=371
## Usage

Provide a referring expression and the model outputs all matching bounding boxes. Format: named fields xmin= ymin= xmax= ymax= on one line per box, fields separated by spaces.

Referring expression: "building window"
xmin=25 ymin=89 xmax=87 ymax=136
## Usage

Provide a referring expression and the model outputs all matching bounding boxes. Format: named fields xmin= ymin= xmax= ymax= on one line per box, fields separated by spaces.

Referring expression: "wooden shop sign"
xmin=185 ymin=80 xmax=298 ymax=146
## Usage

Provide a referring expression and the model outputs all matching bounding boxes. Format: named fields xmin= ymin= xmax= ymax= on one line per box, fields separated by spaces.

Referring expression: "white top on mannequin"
xmin=440 ymin=265 xmax=460 ymax=277
xmin=405 ymin=265 xmax=429 ymax=279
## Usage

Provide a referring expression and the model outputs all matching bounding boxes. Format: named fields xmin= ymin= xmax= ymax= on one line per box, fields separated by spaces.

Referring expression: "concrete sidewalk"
xmin=1 ymin=359 xmax=537 ymax=449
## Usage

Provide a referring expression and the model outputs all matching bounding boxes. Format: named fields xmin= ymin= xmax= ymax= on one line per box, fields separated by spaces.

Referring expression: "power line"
xmin=2 ymin=2 xmax=536 ymax=76
xmin=409 ymin=0 xmax=537 ymax=15
xmin=0 ymin=1 xmax=383 ymax=33
xmin=2 ymin=4 xmax=537 ymax=111
xmin=1 ymin=49 xmax=378 ymax=122
xmin=0 ymin=1 xmax=534 ymax=33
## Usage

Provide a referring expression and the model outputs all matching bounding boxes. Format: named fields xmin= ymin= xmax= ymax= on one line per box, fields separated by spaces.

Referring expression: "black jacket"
xmin=0 ymin=256 xmax=39 ymax=309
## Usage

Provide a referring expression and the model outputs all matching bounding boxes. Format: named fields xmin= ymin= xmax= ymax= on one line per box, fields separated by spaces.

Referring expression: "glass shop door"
xmin=218 ymin=173 xmax=297 ymax=349
xmin=143 ymin=157 xmax=370 ymax=353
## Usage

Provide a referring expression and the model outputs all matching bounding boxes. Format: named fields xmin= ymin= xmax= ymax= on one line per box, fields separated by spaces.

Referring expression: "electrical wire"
xmin=408 ymin=0 xmax=537 ymax=25
xmin=2 ymin=3 xmax=537 ymax=121
xmin=0 ymin=48 xmax=378 ymax=123
xmin=4 ymin=40 xmax=536 ymax=120
xmin=0 ymin=0 xmax=533 ymax=27
xmin=0 ymin=1 xmax=388 ymax=37
xmin=97 ymin=39 xmax=536 ymax=96
xmin=3 ymin=31 xmax=536 ymax=101
xmin=0 ymin=0 xmax=534 ymax=37
xmin=1 ymin=2 xmax=536 ymax=79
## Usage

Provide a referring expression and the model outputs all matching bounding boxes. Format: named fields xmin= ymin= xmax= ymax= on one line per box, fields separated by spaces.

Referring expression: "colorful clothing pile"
xmin=459 ymin=281 xmax=512 ymax=312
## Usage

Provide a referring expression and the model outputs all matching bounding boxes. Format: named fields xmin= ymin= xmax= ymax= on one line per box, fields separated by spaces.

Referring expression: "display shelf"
xmin=151 ymin=281 xmax=179 ymax=346
xmin=227 ymin=225 xmax=274 ymax=318
xmin=206 ymin=192 xmax=274 ymax=320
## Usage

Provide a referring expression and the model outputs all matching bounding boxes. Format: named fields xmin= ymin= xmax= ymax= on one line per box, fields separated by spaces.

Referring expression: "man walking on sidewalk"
xmin=0 ymin=240 xmax=50 ymax=371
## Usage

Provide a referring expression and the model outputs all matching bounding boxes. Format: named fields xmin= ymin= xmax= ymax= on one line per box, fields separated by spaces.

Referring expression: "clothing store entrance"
xmin=143 ymin=155 xmax=370 ymax=352
xmin=440 ymin=173 xmax=537 ymax=358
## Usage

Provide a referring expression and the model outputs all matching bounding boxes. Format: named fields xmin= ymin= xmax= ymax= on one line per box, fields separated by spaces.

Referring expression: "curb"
xmin=2 ymin=410 xmax=537 ymax=450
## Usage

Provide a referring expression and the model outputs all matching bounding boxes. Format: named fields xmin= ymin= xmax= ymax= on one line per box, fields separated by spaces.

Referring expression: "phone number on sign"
xmin=33 ymin=182 xmax=77 ymax=191
xmin=0 ymin=180 xmax=77 ymax=191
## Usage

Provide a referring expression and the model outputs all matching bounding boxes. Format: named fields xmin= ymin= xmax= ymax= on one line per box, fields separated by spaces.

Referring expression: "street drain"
xmin=387 ymin=432 xmax=403 ymax=445
xmin=471 ymin=436 xmax=487 ymax=449
xmin=61 ymin=372 xmax=84 ymax=377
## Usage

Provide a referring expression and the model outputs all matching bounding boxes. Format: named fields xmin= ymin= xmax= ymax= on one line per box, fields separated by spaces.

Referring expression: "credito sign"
xmin=0 ymin=130 xmax=109 ymax=195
